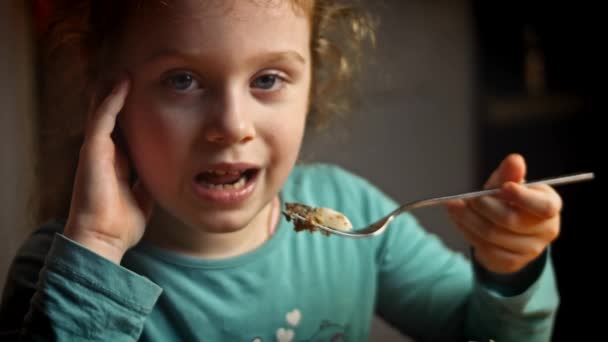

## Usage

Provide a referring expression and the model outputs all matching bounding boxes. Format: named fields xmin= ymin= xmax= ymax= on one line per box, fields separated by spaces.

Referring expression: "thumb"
xmin=484 ymin=153 xmax=526 ymax=189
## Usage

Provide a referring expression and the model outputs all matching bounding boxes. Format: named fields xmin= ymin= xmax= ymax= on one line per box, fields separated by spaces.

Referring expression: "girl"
xmin=1 ymin=0 xmax=561 ymax=341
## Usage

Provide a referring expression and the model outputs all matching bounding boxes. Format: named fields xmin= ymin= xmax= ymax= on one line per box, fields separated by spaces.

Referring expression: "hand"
xmin=64 ymin=78 xmax=154 ymax=263
xmin=446 ymin=153 xmax=562 ymax=274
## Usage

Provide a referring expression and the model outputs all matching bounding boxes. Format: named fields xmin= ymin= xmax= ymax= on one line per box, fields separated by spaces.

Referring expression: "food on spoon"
xmin=284 ymin=202 xmax=353 ymax=236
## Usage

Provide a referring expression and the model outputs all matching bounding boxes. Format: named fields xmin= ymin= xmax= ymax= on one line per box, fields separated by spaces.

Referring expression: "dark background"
xmin=474 ymin=1 xmax=603 ymax=339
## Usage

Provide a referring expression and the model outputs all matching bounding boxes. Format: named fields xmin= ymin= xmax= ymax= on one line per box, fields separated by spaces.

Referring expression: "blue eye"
xmin=163 ymin=72 xmax=199 ymax=91
xmin=251 ymin=74 xmax=283 ymax=90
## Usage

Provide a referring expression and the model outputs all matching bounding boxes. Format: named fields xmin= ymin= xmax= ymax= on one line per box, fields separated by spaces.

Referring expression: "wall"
xmin=0 ymin=0 xmax=36 ymax=296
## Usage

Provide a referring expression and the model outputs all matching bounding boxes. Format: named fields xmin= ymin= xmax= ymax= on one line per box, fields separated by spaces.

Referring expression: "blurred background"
xmin=1 ymin=0 xmax=602 ymax=340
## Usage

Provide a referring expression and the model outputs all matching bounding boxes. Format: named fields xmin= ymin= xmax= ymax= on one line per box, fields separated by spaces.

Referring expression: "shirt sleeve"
xmin=374 ymin=205 xmax=559 ymax=342
xmin=1 ymin=226 xmax=162 ymax=341
xmin=301 ymin=165 xmax=559 ymax=341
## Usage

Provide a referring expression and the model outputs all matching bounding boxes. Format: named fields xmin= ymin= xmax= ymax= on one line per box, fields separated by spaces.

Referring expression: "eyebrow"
xmin=249 ymin=51 xmax=307 ymax=65
xmin=142 ymin=49 xmax=307 ymax=66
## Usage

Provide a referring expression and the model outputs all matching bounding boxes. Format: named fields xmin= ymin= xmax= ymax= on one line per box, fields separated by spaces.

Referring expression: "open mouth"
xmin=195 ymin=168 xmax=259 ymax=190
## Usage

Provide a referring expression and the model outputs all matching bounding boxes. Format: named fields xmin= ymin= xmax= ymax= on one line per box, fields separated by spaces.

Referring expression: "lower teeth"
xmin=201 ymin=175 xmax=247 ymax=190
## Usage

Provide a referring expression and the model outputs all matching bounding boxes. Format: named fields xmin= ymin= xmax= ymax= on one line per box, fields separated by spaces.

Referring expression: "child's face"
xmin=118 ymin=0 xmax=311 ymax=233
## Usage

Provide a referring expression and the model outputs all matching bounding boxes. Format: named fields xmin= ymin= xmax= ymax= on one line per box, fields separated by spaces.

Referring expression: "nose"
xmin=204 ymin=88 xmax=256 ymax=145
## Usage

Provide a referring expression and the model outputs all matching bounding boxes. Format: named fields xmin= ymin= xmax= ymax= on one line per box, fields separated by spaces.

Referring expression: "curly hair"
xmin=34 ymin=0 xmax=376 ymax=225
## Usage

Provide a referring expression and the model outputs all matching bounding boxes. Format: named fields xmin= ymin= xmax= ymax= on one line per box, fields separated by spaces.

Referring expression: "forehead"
xmin=126 ymin=0 xmax=312 ymax=40
xmin=119 ymin=0 xmax=312 ymax=66
xmin=133 ymin=0 xmax=313 ymax=19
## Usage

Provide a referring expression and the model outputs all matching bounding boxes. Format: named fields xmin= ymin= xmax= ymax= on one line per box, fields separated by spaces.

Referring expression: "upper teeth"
xmin=208 ymin=170 xmax=241 ymax=176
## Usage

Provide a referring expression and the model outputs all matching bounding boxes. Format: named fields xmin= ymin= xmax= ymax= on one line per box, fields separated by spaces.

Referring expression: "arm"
xmin=300 ymin=163 xmax=559 ymax=341
xmin=376 ymin=154 xmax=561 ymax=341
xmin=374 ymin=213 xmax=558 ymax=342
xmin=1 ymin=77 xmax=160 ymax=340
xmin=0 ymin=224 xmax=162 ymax=341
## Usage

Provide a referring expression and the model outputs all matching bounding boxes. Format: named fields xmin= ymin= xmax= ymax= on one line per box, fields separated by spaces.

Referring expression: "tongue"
xmin=198 ymin=172 xmax=243 ymax=185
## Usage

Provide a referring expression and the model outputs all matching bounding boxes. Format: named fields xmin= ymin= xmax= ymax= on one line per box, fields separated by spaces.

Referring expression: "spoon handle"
xmin=397 ymin=172 xmax=595 ymax=213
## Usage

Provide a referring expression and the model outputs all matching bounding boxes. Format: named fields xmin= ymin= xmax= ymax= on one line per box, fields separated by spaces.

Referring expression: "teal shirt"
xmin=0 ymin=164 xmax=558 ymax=341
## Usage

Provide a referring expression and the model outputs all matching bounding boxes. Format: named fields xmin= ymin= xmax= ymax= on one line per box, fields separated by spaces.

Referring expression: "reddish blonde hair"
xmin=34 ymin=0 xmax=375 ymax=225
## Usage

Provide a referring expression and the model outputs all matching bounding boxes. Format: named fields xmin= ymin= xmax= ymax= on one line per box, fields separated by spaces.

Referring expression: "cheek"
xmin=121 ymin=97 xmax=193 ymax=176
xmin=265 ymin=107 xmax=307 ymax=162
xmin=123 ymin=103 xmax=162 ymax=155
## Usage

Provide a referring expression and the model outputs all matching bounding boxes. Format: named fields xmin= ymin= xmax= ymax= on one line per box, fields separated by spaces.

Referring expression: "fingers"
xmin=500 ymin=182 xmax=563 ymax=219
xmin=484 ymin=153 xmax=526 ymax=188
xmin=449 ymin=153 xmax=563 ymax=273
xmin=86 ymin=78 xmax=130 ymax=142
xmin=453 ymin=220 xmax=532 ymax=274
xmin=447 ymin=203 xmax=549 ymax=256
xmin=468 ymin=195 xmax=537 ymax=234
xmin=467 ymin=185 xmax=561 ymax=233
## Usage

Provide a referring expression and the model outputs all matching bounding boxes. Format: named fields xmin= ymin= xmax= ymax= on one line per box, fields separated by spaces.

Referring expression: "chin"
xmin=189 ymin=211 xmax=255 ymax=234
